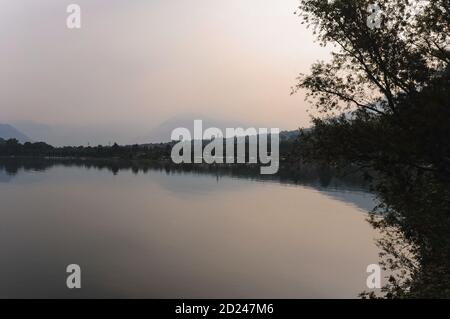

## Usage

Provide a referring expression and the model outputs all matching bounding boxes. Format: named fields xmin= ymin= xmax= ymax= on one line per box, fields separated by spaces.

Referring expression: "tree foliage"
xmin=295 ymin=0 xmax=450 ymax=298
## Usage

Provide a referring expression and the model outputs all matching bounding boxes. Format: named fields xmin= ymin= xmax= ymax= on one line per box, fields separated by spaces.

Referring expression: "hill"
xmin=0 ymin=124 xmax=31 ymax=143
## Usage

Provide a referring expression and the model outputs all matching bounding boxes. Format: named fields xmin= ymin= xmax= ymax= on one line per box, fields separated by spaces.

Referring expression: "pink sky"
xmin=0 ymin=0 xmax=330 ymax=144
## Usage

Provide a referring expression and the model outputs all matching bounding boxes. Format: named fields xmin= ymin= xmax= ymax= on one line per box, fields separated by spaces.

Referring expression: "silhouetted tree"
xmin=294 ymin=0 xmax=450 ymax=298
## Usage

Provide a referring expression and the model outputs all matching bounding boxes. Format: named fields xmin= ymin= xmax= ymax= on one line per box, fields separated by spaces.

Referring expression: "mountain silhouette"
xmin=135 ymin=114 xmax=254 ymax=144
xmin=0 ymin=124 xmax=31 ymax=143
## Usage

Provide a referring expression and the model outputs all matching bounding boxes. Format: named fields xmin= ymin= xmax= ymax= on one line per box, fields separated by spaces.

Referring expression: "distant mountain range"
xmin=279 ymin=130 xmax=301 ymax=141
xmin=2 ymin=116 xmax=303 ymax=146
xmin=0 ymin=124 xmax=31 ymax=143
xmin=136 ymin=114 xmax=302 ymax=144
xmin=135 ymin=115 xmax=255 ymax=144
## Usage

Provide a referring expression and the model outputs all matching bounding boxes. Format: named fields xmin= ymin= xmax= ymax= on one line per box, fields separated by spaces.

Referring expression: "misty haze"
xmin=0 ymin=0 xmax=449 ymax=302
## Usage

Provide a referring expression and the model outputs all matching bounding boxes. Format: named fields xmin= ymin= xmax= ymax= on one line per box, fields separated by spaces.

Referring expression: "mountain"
xmin=13 ymin=122 xmax=141 ymax=147
xmin=0 ymin=124 xmax=31 ymax=143
xmin=136 ymin=114 xmax=255 ymax=144
xmin=279 ymin=130 xmax=301 ymax=141
xmin=135 ymin=114 xmax=308 ymax=144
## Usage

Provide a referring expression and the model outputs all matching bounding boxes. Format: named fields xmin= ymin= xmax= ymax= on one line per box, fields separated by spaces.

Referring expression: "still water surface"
xmin=0 ymin=159 xmax=380 ymax=298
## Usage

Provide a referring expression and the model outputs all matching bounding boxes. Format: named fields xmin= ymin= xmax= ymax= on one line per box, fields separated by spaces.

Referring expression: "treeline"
xmin=0 ymin=137 xmax=301 ymax=163
xmin=0 ymin=138 xmax=173 ymax=160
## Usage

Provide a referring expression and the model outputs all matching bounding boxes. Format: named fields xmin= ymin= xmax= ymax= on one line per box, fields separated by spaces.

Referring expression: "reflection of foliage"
xmin=295 ymin=0 xmax=449 ymax=298
xmin=367 ymin=173 xmax=450 ymax=298
xmin=0 ymin=157 xmax=371 ymax=193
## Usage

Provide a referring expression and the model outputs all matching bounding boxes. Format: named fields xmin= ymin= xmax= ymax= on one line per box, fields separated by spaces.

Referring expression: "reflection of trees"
xmin=0 ymin=158 xmax=50 ymax=176
xmin=318 ymin=165 xmax=333 ymax=188
xmin=0 ymin=157 xmax=370 ymax=193
xmin=364 ymin=174 xmax=450 ymax=298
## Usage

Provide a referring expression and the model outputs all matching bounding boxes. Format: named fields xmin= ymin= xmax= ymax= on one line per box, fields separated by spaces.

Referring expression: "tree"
xmin=294 ymin=0 xmax=450 ymax=298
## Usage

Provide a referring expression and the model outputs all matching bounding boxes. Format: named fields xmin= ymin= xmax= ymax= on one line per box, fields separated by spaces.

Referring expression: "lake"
xmin=0 ymin=158 xmax=381 ymax=298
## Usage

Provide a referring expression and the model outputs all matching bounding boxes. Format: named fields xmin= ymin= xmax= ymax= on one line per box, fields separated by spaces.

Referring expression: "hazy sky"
xmin=0 ymin=0 xmax=330 ymax=144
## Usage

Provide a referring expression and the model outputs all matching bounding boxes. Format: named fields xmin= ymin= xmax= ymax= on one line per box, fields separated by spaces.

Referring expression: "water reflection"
xmin=0 ymin=158 xmax=376 ymax=210
xmin=0 ymin=158 xmax=381 ymax=298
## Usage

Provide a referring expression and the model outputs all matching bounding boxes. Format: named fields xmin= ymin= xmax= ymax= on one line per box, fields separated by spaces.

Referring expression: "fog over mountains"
xmin=135 ymin=114 xmax=256 ymax=144
xmin=9 ymin=114 xmax=283 ymax=146
xmin=4 ymin=114 xmax=299 ymax=146
xmin=12 ymin=122 xmax=133 ymax=147
xmin=0 ymin=124 xmax=31 ymax=143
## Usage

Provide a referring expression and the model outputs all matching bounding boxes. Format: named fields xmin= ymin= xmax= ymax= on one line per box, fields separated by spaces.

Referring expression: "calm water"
xmin=0 ymin=159 xmax=381 ymax=298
